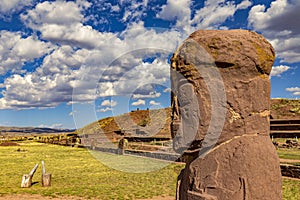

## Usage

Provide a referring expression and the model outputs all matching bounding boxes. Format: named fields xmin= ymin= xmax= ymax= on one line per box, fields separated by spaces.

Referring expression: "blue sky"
xmin=0 ymin=0 xmax=299 ymax=129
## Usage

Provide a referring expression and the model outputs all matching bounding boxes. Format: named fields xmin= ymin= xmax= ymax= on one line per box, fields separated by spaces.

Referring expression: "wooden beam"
xmin=21 ymin=164 xmax=38 ymax=188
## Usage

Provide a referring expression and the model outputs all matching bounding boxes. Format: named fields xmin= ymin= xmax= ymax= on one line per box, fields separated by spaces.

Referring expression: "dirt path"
xmin=0 ymin=194 xmax=86 ymax=200
xmin=283 ymin=176 xmax=300 ymax=181
xmin=0 ymin=194 xmax=175 ymax=200
xmin=280 ymin=158 xmax=300 ymax=164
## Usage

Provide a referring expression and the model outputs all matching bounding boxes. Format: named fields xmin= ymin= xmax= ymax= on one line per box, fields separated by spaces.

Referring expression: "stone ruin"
xmin=170 ymin=30 xmax=282 ymax=200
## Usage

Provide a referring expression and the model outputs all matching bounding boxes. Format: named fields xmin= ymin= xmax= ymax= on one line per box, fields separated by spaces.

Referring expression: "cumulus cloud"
xmin=286 ymin=87 xmax=300 ymax=96
xmin=0 ymin=72 xmax=73 ymax=109
xmin=157 ymin=0 xmax=191 ymax=32
xmin=270 ymin=65 xmax=290 ymax=77
xmin=132 ymin=92 xmax=161 ymax=99
xmin=0 ymin=31 xmax=54 ymax=75
xmin=248 ymin=0 xmax=300 ymax=63
xmin=101 ymin=100 xmax=117 ymax=107
xmin=96 ymin=51 xmax=172 ymax=98
xmin=121 ymin=0 xmax=149 ymax=22
xmin=192 ymin=0 xmax=252 ymax=30
xmin=157 ymin=0 xmax=252 ymax=33
xmin=157 ymin=0 xmax=191 ymax=21
xmin=0 ymin=26 xmax=177 ymax=109
xmin=97 ymin=107 xmax=113 ymax=113
xmin=0 ymin=0 xmax=32 ymax=16
xmin=20 ymin=0 xmax=112 ymax=49
xmin=1 ymin=0 xmax=255 ymax=111
xmin=0 ymin=44 xmax=91 ymax=109
xmin=132 ymin=99 xmax=145 ymax=106
xmin=21 ymin=1 xmax=89 ymax=27
xmin=149 ymin=100 xmax=160 ymax=106
xmin=97 ymin=99 xmax=116 ymax=113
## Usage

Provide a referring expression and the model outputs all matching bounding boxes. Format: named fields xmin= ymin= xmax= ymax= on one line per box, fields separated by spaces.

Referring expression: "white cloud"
xmin=0 ymin=27 xmax=177 ymax=109
xmin=101 ymin=100 xmax=117 ymax=107
xmin=286 ymin=87 xmax=300 ymax=96
xmin=248 ymin=0 xmax=288 ymax=31
xmin=163 ymin=88 xmax=171 ymax=93
xmin=286 ymin=87 xmax=300 ymax=92
xmin=149 ymin=100 xmax=160 ymax=106
xmin=97 ymin=107 xmax=113 ymax=113
xmin=21 ymin=1 xmax=89 ymax=27
xmin=132 ymin=99 xmax=145 ymax=106
xmin=270 ymin=65 xmax=290 ymax=77
xmin=157 ymin=0 xmax=191 ymax=32
xmin=0 ymin=2 xmax=185 ymax=110
xmin=157 ymin=0 xmax=252 ymax=33
xmin=111 ymin=5 xmax=120 ymax=12
xmin=1 ymin=0 xmax=282 ymax=111
xmin=0 ymin=30 xmax=53 ymax=75
xmin=121 ymin=0 xmax=149 ymax=22
xmin=39 ymin=123 xmax=63 ymax=129
xmin=0 ymin=0 xmax=32 ymax=15
xmin=97 ymin=99 xmax=116 ymax=112
xmin=157 ymin=0 xmax=191 ymax=21
xmin=0 ymin=45 xmax=90 ymax=109
xmin=20 ymin=0 xmax=111 ymax=50
xmin=237 ymin=0 xmax=253 ymax=9
xmin=248 ymin=0 xmax=300 ymax=63
xmin=132 ymin=92 xmax=161 ymax=99
xmin=96 ymin=50 xmax=173 ymax=98
xmin=0 ymin=71 xmax=73 ymax=109
xmin=192 ymin=0 xmax=252 ymax=30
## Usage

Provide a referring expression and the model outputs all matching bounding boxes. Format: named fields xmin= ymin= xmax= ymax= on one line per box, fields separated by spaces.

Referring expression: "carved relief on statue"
xmin=171 ymin=71 xmax=200 ymax=153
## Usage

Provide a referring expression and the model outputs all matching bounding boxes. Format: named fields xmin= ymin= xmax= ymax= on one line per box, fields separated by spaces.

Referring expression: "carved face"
xmin=170 ymin=38 xmax=227 ymax=155
xmin=171 ymin=80 xmax=200 ymax=153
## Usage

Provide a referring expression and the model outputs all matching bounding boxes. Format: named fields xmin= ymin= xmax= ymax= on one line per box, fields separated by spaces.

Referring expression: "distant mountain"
xmin=0 ymin=126 xmax=75 ymax=136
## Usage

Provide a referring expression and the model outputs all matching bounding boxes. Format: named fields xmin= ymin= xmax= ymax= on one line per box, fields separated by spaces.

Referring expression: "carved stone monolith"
xmin=171 ymin=30 xmax=282 ymax=200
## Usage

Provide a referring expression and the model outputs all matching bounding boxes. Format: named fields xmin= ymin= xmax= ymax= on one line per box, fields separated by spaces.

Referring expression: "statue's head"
xmin=170 ymin=30 xmax=275 ymax=155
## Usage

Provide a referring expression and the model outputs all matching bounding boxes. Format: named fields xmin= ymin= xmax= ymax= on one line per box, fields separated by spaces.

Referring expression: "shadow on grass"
xmin=31 ymin=181 xmax=39 ymax=186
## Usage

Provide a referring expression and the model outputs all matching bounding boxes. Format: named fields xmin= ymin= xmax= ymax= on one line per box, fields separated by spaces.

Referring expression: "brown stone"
xmin=171 ymin=30 xmax=282 ymax=199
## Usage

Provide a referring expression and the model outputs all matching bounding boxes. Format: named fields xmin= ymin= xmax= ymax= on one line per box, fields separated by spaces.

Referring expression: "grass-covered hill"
xmin=77 ymin=108 xmax=172 ymax=139
xmin=78 ymin=99 xmax=300 ymax=138
xmin=271 ymin=99 xmax=300 ymax=119
xmin=2 ymin=99 xmax=298 ymax=138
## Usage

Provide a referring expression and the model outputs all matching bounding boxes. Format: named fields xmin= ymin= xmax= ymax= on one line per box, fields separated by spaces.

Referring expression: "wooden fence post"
xmin=21 ymin=164 xmax=39 ymax=188
xmin=41 ymin=161 xmax=52 ymax=187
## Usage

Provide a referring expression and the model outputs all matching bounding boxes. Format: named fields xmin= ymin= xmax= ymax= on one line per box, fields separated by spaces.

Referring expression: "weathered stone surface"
xmin=177 ymin=136 xmax=281 ymax=200
xmin=171 ymin=30 xmax=282 ymax=199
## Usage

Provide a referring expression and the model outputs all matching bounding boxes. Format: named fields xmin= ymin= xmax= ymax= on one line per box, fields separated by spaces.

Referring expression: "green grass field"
xmin=0 ymin=142 xmax=299 ymax=199
xmin=0 ymin=142 xmax=183 ymax=199
xmin=277 ymin=148 xmax=300 ymax=161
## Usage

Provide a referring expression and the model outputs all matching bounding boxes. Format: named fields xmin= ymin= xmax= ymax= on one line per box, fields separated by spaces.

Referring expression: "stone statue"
xmin=171 ymin=30 xmax=282 ymax=200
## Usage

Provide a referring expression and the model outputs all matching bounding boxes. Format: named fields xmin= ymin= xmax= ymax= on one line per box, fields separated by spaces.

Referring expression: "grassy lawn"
xmin=283 ymin=178 xmax=300 ymax=200
xmin=277 ymin=147 xmax=300 ymax=200
xmin=277 ymin=148 xmax=300 ymax=161
xmin=0 ymin=142 xmax=299 ymax=199
xmin=0 ymin=142 xmax=183 ymax=199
